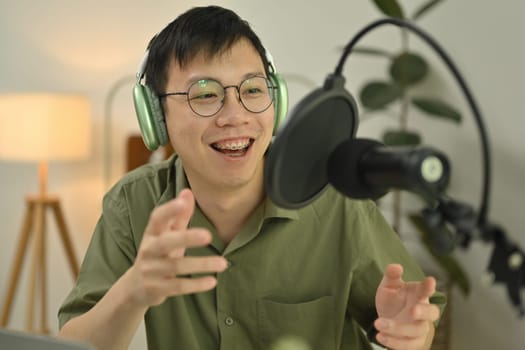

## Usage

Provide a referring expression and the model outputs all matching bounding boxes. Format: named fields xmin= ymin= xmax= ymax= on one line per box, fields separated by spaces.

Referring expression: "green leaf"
xmin=351 ymin=46 xmax=393 ymax=59
xmin=409 ymin=213 xmax=471 ymax=296
xmin=382 ymin=129 xmax=421 ymax=146
xmin=359 ymin=81 xmax=402 ymax=110
xmin=411 ymin=0 xmax=443 ymax=21
xmin=389 ymin=52 xmax=429 ymax=86
xmin=372 ymin=0 xmax=405 ymax=18
xmin=411 ymin=97 xmax=462 ymax=123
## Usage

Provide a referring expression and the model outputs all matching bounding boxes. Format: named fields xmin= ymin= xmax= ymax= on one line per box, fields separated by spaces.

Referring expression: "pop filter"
xmin=264 ymin=74 xmax=358 ymax=208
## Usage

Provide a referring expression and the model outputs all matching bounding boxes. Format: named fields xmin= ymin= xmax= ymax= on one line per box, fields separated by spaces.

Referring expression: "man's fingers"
xmin=379 ymin=263 xmax=404 ymax=290
xmin=379 ymin=264 xmax=437 ymax=301
xmin=412 ymin=302 xmax=440 ymax=322
xmin=375 ymin=318 xmax=433 ymax=350
xmin=165 ymin=276 xmax=219 ymax=296
xmin=418 ymin=276 xmax=437 ymax=301
xmin=138 ymin=255 xmax=228 ymax=279
xmin=170 ymin=256 xmax=228 ymax=275
xmin=376 ymin=331 xmax=425 ymax=350
xmin=169 ymin=189 xmax=195 ymax=230
xmin=143 ymin=276 xmax=219 ymax=299
xmin=375 ymin=318 xmax=430 ymax=338
xmin=140 ymin=228 xmax=212 ymax=259
xmin=146 ymin=189 xmax=195 ymax=236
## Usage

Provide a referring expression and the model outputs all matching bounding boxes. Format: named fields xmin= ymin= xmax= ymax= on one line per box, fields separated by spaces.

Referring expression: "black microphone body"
xmin=327 ymin=138 xmax=450 ymax=202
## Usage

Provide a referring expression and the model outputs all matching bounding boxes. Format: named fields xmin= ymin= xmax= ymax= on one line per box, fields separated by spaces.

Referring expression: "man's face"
xmin=163 ymin=38 xmax=274 ymax=192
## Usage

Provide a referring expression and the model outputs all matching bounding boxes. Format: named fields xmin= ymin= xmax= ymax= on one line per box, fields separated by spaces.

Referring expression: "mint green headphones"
xmin=133 ymin=49 xmax=289 ymax=151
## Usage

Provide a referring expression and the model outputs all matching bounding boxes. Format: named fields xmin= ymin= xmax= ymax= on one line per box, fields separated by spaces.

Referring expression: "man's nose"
xmin=223 ymin=85 xmax=241 ymax=104
xmin=215 ymin=87 xmax=249 ymax=127
xmin=222 ymin=86 xmax=247 ymax=112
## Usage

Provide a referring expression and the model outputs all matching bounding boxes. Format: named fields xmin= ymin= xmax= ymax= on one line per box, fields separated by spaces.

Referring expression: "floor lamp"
xmin=0 ymin=93 xmax=90 ymax=333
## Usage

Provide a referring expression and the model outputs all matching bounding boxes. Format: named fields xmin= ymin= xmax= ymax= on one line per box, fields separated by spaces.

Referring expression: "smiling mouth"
xmin=211 ymin=138 xmax=254 ymax=157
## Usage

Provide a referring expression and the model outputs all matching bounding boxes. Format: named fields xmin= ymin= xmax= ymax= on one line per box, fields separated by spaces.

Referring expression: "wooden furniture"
xmin=0 ymin=94 xmax=89 ymax=333
xmin=126 ymin=135 xmax=173 ymax=171
xmin=1 ymin=163 xmax=79 ymax=333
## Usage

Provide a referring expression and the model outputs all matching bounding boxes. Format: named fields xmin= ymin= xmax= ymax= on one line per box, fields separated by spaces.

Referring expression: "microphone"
xmin=264 ymin=74 xmax=359 ymax=209
xmin=327 ymin=138 xmax=450 ymax=202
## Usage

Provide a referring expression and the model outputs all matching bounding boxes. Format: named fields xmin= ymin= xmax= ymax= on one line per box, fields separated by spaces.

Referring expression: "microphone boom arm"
xmin=332 ymin=18 xmax=523 ymax=316
xmin=336 ymin=17 xmax=492 ymax=228
xmin=421 ymin=194 xmax=525 ymax=317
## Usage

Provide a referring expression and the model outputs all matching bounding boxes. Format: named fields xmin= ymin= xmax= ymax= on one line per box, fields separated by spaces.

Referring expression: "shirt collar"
xmin=164 ymin=155 xmax=298 ymax=254
xmin=169 ymin=155 xmax=298 ymax=221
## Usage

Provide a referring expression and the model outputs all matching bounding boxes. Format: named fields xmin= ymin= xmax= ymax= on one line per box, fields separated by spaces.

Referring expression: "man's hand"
xmin=374 ymin=264 xmax=441 ymax=350
xmin=126 ymin=188 xmax=228 ymax=307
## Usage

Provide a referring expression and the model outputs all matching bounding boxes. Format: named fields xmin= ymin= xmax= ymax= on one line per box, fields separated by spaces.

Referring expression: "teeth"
xmin=214 ymin=139 xmax=251 ymax=150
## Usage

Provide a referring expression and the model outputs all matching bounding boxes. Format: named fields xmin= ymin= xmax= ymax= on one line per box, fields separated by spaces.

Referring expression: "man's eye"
xmin=243 ymin=87 xmax=265 ymax=97
xmin=191 ymin=92 xmax=218 ymax=100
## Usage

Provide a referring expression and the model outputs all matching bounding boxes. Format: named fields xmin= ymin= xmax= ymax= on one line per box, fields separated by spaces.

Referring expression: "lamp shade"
xmin=0 ymin=93 xmax=90 ymax=162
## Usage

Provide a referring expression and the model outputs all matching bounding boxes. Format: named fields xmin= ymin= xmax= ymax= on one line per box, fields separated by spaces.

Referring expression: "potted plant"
xmin=352 ymin=2 xmax=470 ymax=347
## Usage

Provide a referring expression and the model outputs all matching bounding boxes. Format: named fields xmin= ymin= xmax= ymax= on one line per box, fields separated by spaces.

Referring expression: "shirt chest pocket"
xmin=256 ymin=295 xmax=335 ymax=349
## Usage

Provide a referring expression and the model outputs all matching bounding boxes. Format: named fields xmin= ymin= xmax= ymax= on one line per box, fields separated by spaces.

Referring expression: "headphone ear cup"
xmin=133 ymin=83 xmax=169 ymax=151
xmin=268 ymin=72 xmax=288 ymax=135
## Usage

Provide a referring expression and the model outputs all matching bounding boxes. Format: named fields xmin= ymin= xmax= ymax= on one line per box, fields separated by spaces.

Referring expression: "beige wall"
xmin=0 ymin=1 xmax=523 ymax=349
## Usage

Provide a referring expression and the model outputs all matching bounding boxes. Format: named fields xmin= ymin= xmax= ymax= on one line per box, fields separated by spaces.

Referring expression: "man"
xmin=58 ymin=5 xmax=443 ymax=350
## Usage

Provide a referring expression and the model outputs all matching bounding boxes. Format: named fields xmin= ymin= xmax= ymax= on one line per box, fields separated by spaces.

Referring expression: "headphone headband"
xmin=136 ymin=50 xmax=149 ymax=82
xmin=265 ymin=50 xmax=277 ymax=74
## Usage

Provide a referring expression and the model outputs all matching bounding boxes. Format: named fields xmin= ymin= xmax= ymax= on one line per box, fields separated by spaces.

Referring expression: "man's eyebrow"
xmin=242 ymin=71 xmax=267 ymax=79
xmin=185 ymin=71 xmax=267 ymax=86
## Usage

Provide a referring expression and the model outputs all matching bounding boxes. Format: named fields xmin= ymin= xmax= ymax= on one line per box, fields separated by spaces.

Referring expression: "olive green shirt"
xmin=58 ymin=156 xmax=444 ymax=350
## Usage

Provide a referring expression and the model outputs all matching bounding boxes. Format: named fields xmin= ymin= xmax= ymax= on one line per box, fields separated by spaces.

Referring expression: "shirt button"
xmin=226 ymin=259 xmax=233 ymax=268
xmin=224 ymin=316 xmax=235 ymax=326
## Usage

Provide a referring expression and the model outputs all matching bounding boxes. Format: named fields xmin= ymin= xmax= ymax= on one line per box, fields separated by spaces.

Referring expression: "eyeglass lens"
xmin=187 ymin=76 xmax=273 ymax=116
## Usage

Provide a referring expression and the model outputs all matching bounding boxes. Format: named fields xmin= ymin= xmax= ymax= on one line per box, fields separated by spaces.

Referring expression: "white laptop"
xmin=0 ymin=328 xmax=94 ymax=350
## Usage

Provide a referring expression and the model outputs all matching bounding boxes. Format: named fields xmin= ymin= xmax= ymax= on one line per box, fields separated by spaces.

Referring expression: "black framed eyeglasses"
xmin=159 ymin=76 xmax=276 ymax=117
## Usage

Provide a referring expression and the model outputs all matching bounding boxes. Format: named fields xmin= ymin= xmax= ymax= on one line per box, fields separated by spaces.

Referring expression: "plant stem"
xmin=392 ymin=90 xmax=411 ymax=235
xmin=400 ymin=91 xmax=409 ymax=129
xmin=392 ymin=27 xmax=411 ymax=236
xmin=392 ymin=190 xmax=401 ymax=233
xmin=401 ymin=27 xmax=409 ymax=51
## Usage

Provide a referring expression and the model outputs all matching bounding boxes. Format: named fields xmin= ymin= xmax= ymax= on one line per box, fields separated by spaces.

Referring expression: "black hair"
xmin=144 ymin=6 xmax=269 ymax=96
